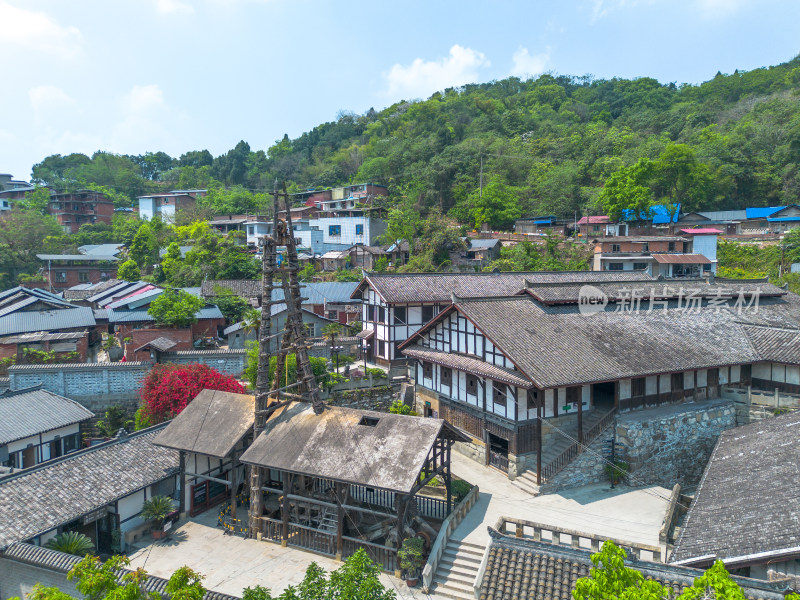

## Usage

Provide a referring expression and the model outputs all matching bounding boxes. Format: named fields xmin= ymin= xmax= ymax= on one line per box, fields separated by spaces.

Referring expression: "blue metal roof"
xmin=622 ymin=204 xmax=681 ymax=224
xmin=107 ymin=305 xmax=223 ymax=324
xmin=767 ymin=217 xmax=800 ymax=222
xmin=0 ymin=307 xmax=96 ymax=336
xmin=746 ymin=206 xmax=785 ymax=219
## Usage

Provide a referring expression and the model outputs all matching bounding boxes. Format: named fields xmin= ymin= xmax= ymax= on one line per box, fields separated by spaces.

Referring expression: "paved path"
xmin=448 ymin=450 xmax=670 ymax=549
xmin=128 ymin=456 xmax=670 ymax=599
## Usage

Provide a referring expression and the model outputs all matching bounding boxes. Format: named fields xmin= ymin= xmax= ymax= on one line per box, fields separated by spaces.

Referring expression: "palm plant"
xmin=140 ymin=495 xmax=176 ymax=532
xmin=45 ymin=531 xmax=95 ymax=556
xmin=242 ymin=308 xmax=261 ymax=337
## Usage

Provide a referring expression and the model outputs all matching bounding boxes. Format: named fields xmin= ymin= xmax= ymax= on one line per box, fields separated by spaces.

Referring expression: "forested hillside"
xmin=27 ymin=55 xmax=800 ymax=227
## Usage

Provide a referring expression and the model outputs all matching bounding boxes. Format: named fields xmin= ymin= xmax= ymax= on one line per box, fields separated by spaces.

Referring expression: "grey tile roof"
xmin=9 ymin=361 xmax=149 ymax=372
xmin=201 ymin=280 xmax=360 ymax=306
xmin=0 ymin=331 xmax=86 ymax=344
xmin=0 ymin=306 xmax=96 ymax=336
xmin=133 ymin=336 xmax=177 ymax=353
xmin=240 ymin=402 xmax=468 ymax=493
xmin=0 ymin=425 xmax=178 ymax=549
xmin=353 ymin=271 xmax=655 ymax=304
xmin=671 ymin=412 xmax=800 ymax=566
xmin=481 ymin=528 xmax=786 ymax=600
xmin=153 ymin=389 xmax=254 ymax=458
xmin=1 ymin=543 xmax=240 ymax=600
xmin=0 ymin=387 xmax=94 ymax=445
xmin=78 ymin=244 xmax=125 ymax=256
xmin=401 ymin=346 xmax=532 ymax=388
xmin=201 ymin=279 xmax=261 ymax=298
xmin=742 ymin=325 xmax=800 ymax=364
xmin=408 ymin=297 xmax=764 ymax=389
xmin=522 ymin=279 xmax=785 ymax=305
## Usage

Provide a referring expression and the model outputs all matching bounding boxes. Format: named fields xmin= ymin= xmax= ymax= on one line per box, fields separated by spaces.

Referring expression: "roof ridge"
xmin=0 ymin=422 xmax=170 ymax=484
xmin=0 ymin=384 xmax=45 ymax=397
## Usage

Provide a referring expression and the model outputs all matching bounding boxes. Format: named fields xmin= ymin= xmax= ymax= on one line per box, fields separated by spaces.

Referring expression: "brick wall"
xmin=160 ymin=350 xmax=246 ymax=377
xmin=124 ymin=327 xmax=193 ymax=361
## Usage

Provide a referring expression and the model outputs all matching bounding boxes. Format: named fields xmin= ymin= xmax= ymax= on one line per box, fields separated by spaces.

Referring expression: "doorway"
xmin=487 ymin=432 xmax=509 ymax=473
xmin=592 ymin=381 xmax=616 ymax=411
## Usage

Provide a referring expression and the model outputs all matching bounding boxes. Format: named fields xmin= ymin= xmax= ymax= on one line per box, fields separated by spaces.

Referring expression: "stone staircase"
xmin=512 ymin=408 xmax=613 ymax=495
xmin=430 ymin=539 xmax=486 ymax=599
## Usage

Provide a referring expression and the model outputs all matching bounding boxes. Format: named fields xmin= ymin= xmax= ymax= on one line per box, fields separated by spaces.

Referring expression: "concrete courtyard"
xmin=129 ymin=454 xmax=671 ymax=599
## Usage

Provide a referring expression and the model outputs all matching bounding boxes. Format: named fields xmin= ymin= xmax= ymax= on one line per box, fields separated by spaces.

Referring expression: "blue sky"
xmin=1 ymin=0 xmax=799 ymax=181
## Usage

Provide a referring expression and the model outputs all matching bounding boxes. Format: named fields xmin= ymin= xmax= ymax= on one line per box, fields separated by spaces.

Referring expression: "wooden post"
xmin=536 ymin=401 xmax=542 ymax=486
xmin=178 ymin=451 xmax=186 ymax=514
xmin=445 ymin=442 xmax=452 ymax=516
xmin=335 ymin=482 xmax=346 ymax=560
xmin=230 ymin=453 xmax=238 ymax=520
xmin=281 ymin=472 xmax=291 ymax=547
xmin=577 ymin=387 xmax=583 ymax=444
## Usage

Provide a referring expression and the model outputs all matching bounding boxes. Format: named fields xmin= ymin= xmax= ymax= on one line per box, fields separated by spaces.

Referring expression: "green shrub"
xmin=452 ymin=479 xmax=472 ymax=502
xmin=604 ymin=460 xmax=629 ymax=484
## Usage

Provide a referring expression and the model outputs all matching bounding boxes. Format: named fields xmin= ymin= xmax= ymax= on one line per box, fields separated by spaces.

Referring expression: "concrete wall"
xmin=0 ymin=558 xmax=80 ymax=600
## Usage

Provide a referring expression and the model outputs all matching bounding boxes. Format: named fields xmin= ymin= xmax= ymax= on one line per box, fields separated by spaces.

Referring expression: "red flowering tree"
xmin=139 ymin=363 xmax=246 ymax=426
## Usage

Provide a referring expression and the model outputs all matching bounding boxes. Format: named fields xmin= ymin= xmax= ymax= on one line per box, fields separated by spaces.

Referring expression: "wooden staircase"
xmin=512 ymin=408 xmax=616 ymax=495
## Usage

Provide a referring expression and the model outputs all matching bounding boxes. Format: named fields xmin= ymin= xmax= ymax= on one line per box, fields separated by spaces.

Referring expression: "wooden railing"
xmin=541 ymin=408 xmax=616 ymax=483
xmin=416 ymin=495 xmax=449 ymax=521
xmin=286 ymin=522 xmax=336 ymax=557
xmin=342 ymin=536 xmax=397 ymax=572
xmin=260 ymin=516 xmax=282 ymax=543
xmin=489 ymin=450 xmax=509 ymax=473
xmin=494 ymin=516 xmax=663 ymax=562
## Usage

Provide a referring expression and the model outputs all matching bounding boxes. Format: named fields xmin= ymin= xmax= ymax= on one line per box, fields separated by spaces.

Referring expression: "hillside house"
xmin=450 ymin=238 xmax=502 ymax=269
xmin=591 ymin=235 xmax=717 ymax=277
xmin=138 ymin=190 xmax=202 ymax=221
xmin=397 ymin=276 xmax=799 ymax=484
xmin=37 ymin=244 xmax=123 ymax=291
xmin=47 ymin=190 xmax=114 ymax=234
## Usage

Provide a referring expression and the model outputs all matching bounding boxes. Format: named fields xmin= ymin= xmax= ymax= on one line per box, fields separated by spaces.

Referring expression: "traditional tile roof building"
xmin=671 ymin=411 xmax=800 ymax=581
xmin=0 ymin=386 xmax=93 ymax=470
xmin=397 ymin=275 xmax=800 ymax=483
xmin=351 ymin=270 xmax=654 ymax=365
xmin=478 ymin=527 xmax=788 ymax=600
xmin=0 ymin=425 xmax=178 ymax=553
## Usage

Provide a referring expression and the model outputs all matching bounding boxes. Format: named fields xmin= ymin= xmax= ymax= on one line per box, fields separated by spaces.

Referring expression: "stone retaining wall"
xmin=326 ymin=383 xmax=398 ymax=412
xmin=540 ymin=400 xmax=737 ymax=494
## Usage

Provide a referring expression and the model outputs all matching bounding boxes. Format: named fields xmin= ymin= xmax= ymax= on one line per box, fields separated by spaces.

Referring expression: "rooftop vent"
xmin=358 ymin=416 xmax=380 ymax=427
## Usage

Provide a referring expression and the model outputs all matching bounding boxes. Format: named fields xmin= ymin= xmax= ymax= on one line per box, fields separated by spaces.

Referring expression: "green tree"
xmin=599 ymin=159 xmax=654 ymax=222
xmin=22 ymin=555 xmax=205 ymax=600
xmin=129 ymin=222 xmax=159 ymax=271
xmin=242 ymin=548 xmax=395 ymax=600
xmin=210 ymin=287 xmax=251 ymax=323
xmin=467 ymin=176 xmax=523 ymax=230
xmin=147 ymin=290 xmax=205 ymax=327
xmin=0 ymin=209 xmax=64 ymax=287
xmin=117 ymin=259 xmax=141 ymax=281
xmin=244 ymin=346 xmax=328 ymax=389
xmin=159 ymin=242 xmax=184 ymax=284
xmin=17 ymin=186 xmax=52 ymax=213
xmin=96 ymin=405 xmax=133 ymax=437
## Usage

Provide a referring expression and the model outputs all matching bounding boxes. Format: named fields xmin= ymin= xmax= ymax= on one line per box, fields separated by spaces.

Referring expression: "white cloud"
xmin=155 ymin=0 xmax=195 ymax=15
xmin=111 ymin=84 xmax=188 ymax=152
xmin=28 ymin=85 xmax=75 ymax=114
xmin=510 ymin=47 xmax=551 ymax=79
xmin=0 ymin=2 xmax=82 ymax=57
xmin=589 ymin=0 xmax=650 ymax=21
xmin=123 ymin=84 xmax=165 ymax=114
xmin=383 ymin=45 xmax=491 ymax=100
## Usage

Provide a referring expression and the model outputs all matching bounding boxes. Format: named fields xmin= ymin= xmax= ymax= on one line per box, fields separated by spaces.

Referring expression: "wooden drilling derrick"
xmin=248 ymin=182 xmax=324 ymax=537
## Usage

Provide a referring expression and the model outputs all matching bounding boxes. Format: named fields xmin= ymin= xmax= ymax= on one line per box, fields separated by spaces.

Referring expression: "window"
xmin=467 ymin=375 xmax=477 ymax=395
xmin=378 ymin=340 xmax=385 ymax=356
xmin=306 ymin=323 xmax=316 ymax=337
xmin=642 ymin=242 xmax=649 ymax=252
xmin=327 ymin=310 xmax=337 ymax=320
xmin=55 ymin=272 xmax=67 ymax=283
xmin=633 ymin=263 xmax=648 ymax=271
xmin=358 ymin=416 xmax=380 ymax=427
xmin=355 ymin=224 xmax=363 ymax=235
xmin=248 ymin=226 xmax=254 ymax=235
xmin=378 ymin=307 xmax=386 ymax=323
xmin=611 ymin=244 xmax=621 ymax=252
xmin=394 ymin=307 xmax=406 ymax=325
xmin=329 ymin=225 xmax=341 ymax=236
xmin=592 ymin=225 xmax=600 ymax=232
xmin=493 ymin=382 xmax=507 ymax=406
xmin=367 ymin=305 xmax=375 ymax=321
xmin=631 ymin=377 xmax=645 ymax=397
xmin=78 ymin=271 xmax=89 ymax=282
xmin=441 ymin=367 xmax=452 ymax=384
xmin=423 ymin=362 xmax=433 ymax=378
xmin=668 ymin=241 xmax=676 ymax=251
xmin=51 ymin=203 xmax=60 ymax=210
xmin=608 ymin=263 xmax=623 ymax=271
xmin=421 ymin=305 xmax=434 ymax=323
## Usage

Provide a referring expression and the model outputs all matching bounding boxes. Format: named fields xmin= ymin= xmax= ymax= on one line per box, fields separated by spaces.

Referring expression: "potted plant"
xmin=141 ymin=495 xmax=176 ymax=540
xmin=398 ymin=536 xmax=425 ymax=587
